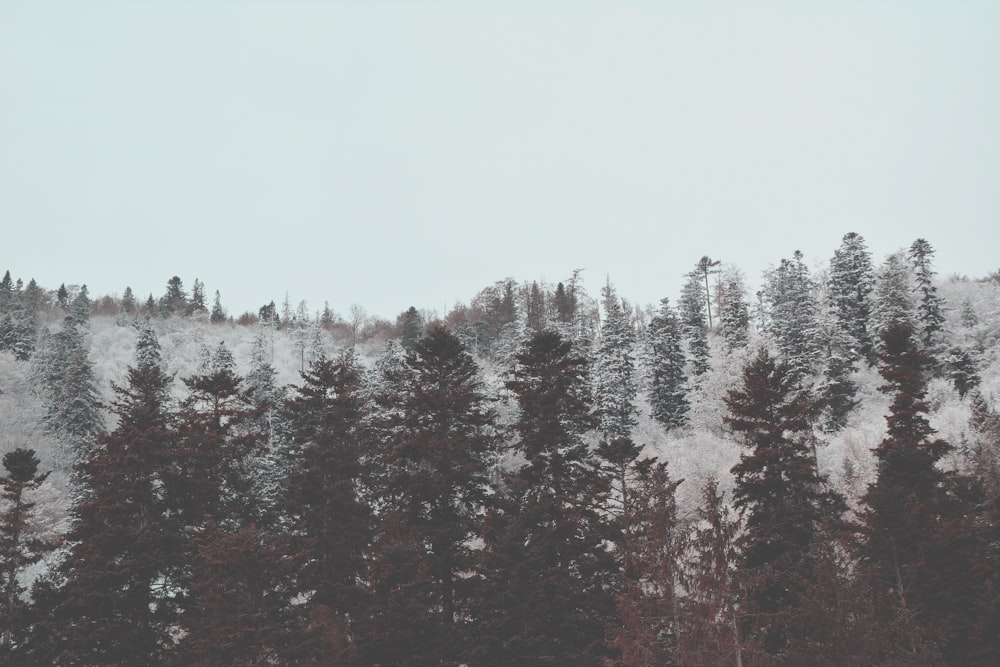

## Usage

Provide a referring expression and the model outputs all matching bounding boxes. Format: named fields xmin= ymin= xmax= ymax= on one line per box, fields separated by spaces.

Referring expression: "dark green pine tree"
xmin=908 ymin=239 xmax=946 ymax=352
xmin=282 ymin=350 xmax=373 ymax=665
xmin=593 ymin=279 xmax=637 ymax=439
xmin=209 ymin=290 xmax=226 ymax=323
xmin=944 ymin=346 xmax=980 ymax=400
xmin=642 ymin=298 xmax=689 ymax=431
xmin=161 ymin=276 xmax=188 ymax=317
xmin=725 ymin=348 xmax=845 ymax=659
xmin=828 ymin=232 xmax=876 ymax=362
xmin=525 ymin=280 xmax=546 ymax=332
xmin=857 ymin=322 xmax=994 ymax=664
xmin=28 ymin=326 xmax=179 ymax=666
xmin=363 ymin=325 xmax=498 ymax=666
xmin=0 ymin=448 xmax=54 ymax=662
xmin=476 ymin=329 xmax=617 ymax=666
xmin=0 ymin=271 xmax=12 ymax=312
xmin=553 ymin=281 xmax=575 ymax=324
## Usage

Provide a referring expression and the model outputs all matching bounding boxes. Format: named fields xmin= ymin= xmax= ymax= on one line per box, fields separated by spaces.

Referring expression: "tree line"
xmin=1 ymin=233 xmax=999 ymax=665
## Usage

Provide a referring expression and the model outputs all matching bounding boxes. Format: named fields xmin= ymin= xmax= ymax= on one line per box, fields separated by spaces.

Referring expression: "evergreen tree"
xmin=679 ymin=269 xmax=711 ymax=378
xmin=162 ymin=276 xmax=188 ymax=317
xmin=399 ymin=306 xmax=424 ymax=351
xmin=0 ymin=448 xmax=54 ymax=662
xmin=858 ymin=322 xmax=993 ymax=664
xmin=725 ymin=348 xmax=845 ymax=658
xmin=593 ymin=279 xmax=637 ymax=439
xmin=209 ymin=290 xmax=226 ymax=324
xmin=69 ymin=284 xmax=91 ymax=325
xmin=908 ymin=239 xmax=946 ymax=350
xmin=365 ymin=326 xmax=498 ymax=666
xmin=598 ymin=438 xmax=683 ymax=666
xmin=944 ymin=346 xmax=980 ymax=400
xmin=476 ymin=329 xmax=616 ymax=666
xmin=870 ymin=252 xmax=914 ymax=345
xmin=553 ymin=281 xmax=575 ymax=324
xmin=281 ymin=350 xmax=373 ymax=664
xmin=31 ymin=328 xmax=179 ymax=665
xmin=0 ymin=271 xmax=12 ymax=312
xmin=642 ymin=298 xmax=689 ymax=431
xmin=525 ymin=280 xmax=546 ymax=332
xmin=694 ymin=255 xmax=721 ymax=330
xmin=828 ymin=232 xmax=876 ymax=362
xmin=763 ymin=251 xmax=821 ymax=379
xmin=56 ymin=283 xmax=70 ymax=310
xmin=718 ymin=270 xmax=751 ymax=352
xmin=120 ymin=286 xmax=136 ymax=315
xmin=188 ymin=278 xmax=208 ymax=316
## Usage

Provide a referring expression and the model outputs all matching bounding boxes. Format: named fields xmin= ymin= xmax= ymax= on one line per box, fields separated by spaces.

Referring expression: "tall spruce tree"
xmin=908 ymin=239 xmax=946 ymax=351
xmin=870 ymin=252 xmax=914 ymax=345
xmin=31 ymin=326 xmax=179 ymax=666
xmin=828 ymin=232 xmax=876 ymax=362
xmin=476 ymin=329 xmax=616 ymax=666
xmin=857 ymin=322 xmax=993 ymax=664
xmin=679 ymin=269 xmax=711 ymax=378
xmin=593 ymin=279 xmax=637 ymax=439
xmin=725 ymin=348 xmax=845 ymax=658
xmin=763 ymin=250 xmax=821 ymax=379
xmin=364 ymin=326 xmax=498 ymax=666
xmin=642 ymin=298 xmax=689 ymax=431
xmin=718 ymin=270 xmax=751 ymax=352
xmin=282 ymin=350 xmax=373 ymax=665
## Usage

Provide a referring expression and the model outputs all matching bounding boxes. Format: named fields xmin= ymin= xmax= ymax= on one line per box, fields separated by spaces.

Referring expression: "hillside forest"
xmin=1 ymin=233 xmax=999 ymax=665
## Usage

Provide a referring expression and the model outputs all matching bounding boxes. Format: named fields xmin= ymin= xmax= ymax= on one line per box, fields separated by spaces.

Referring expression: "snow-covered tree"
xmin=908 ymin=238 xmax=946 ymax=351
xmin=642 ymin=298 xmax=688 ymax=431
xmin=679 ymin=269 xmax=711 ymax=378
xmin=828 ymin=232 xmax=875 ymax=361
xmin=763 ymin=250 xmax=821 ymax=379
xmin=593 ymin=279 xmax=637 ymax=439
xmin=717 ymin=268 xmax=751 ymax=352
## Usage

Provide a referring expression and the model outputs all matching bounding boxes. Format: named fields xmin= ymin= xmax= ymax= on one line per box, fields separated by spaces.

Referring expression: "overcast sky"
xmin=2 ymin=1 xmax=998 ymax=320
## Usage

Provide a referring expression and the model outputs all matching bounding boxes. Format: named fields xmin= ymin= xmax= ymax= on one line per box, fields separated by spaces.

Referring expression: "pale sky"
xmin=2 ymin=1 xmax=998 ymax=320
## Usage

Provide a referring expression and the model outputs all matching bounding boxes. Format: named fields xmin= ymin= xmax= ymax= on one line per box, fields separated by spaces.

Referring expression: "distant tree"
xmin=764 ymin=251 xmax=821 ymax=379
xmin=68 ymin=285 xmax=91 ymax=325
xmin=54 ymin=283 xmax=69 ymax=310
xmin=695 ymin=256 xmax=721 ymax=330
xmin=642 ymin=298 xmax=689 ymax=431
xmin=0 ymin=448 xmax=54 ymax=661
xmin=870 ymin=252 xmax=914 ymax=345
xmin=188 ymin=278 xmax=208 ymax=316
xmin=679 ymin=269 xmax=711 ymax=378
xmin=525 ymin=280 xmax=546 ymax=332
xmin=717 ymin=270 xmax=751 ymax=352
xmin=553 ymin=281 xmax=575 ymax=324
xmin=908 ymin=239 xmax=946 ymax=351
xmin=259 ymin=301 xmax=278 ymax=326
xmin=959 ymin=298 xmax=979 ymax=328
xmin=120 ymin=286 xmax=136 ymax=315
xmin=399 ymin=306 xmax=423 ymax=350
xmin=0 ymin=272 xmax=12 ymax=312
xmin=593 ymin=279 xmax=637 ymax=439
xmin=828 ymin=232 xmax=876 ymax=362
xmin=162 ymin=276 xmax=188 ymax=317
xmin=210 ymin=290 xmax=226 ymax=324
xmin=945 ymin=346 xmax=980 ymax=400
xmin=725 ymin=348 xmax=845 ymax=657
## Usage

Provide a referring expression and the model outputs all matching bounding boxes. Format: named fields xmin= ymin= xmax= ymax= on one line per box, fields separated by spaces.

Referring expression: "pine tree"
xmin=858 ymin=322 xmax=992 ymax=664
xmin=828 ymin=232 xmax=876 ymax=362
xmin=763 ymin=250 xmax=821 ymax=379
xmin=593 ymin=279 xmax=637 ymax=439
xmin=0 ymin=271 xmax=12 ymax=313
xmin=944 ymin=346 xmax=980 ymax=400
xmin=365 ymin=326 xmax=498 ymax=666
xmin=908 ymin=239 xmax=946 ymax=351
xmin=31 ymin=327 xmax=179 ymax=665
xmin=725 ymin=348 xmax=845 ymax=658
xmin=642 ymin=298 xmax=689 ymax=431
xmin=162 ymin=276 xmax=188 ymax=317
xmin=718 ymin=270 xmax=751 ymax=352
xmin=0 ymin=448 xmax=54 ymax=662
xmin=282 ymin=350 xmax=373 ymax=664
xmin=870 ymin=252 xmax=914 ymax=345
xmin=679 ymin=269 xmax=711 ymax=378
xmin=399 ymin=306 xmax=424 ymax=351
xmin=525 ymin=280 xmax=546 ymax=332
xmin=476 ymin=329 xmax=616 ymax=666
xmin=188 ymin=278 xmax=208 ymax=316
xmin=209 ymin=290 xmax=226 ymax=324
xmin=598 ymin=438 xmax=683 ymax=666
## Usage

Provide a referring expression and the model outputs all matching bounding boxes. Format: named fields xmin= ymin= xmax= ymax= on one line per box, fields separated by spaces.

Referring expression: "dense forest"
xmin=1 ymin=233 xmax=999 ymax=665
